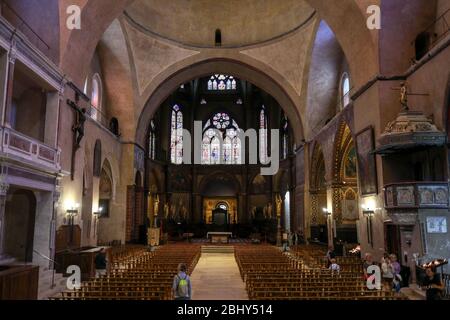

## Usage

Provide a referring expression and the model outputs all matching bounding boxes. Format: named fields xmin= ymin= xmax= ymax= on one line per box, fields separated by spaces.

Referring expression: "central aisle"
xmin=190 ymin=252 xmax=249 ymax=300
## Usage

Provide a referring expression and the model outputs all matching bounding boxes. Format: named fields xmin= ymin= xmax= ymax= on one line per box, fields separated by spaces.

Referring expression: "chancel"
xmin=0 ymin=0 xmax=448 ymax=302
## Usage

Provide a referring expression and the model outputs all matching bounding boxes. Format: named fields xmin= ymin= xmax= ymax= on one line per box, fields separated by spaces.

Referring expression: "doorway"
xmin=4 ymin=189 xmax=37 ymax=262
xmin=385 ymin=224 xmax=401 ymax=257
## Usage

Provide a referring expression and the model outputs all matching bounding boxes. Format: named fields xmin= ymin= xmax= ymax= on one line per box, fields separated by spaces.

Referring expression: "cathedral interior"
xmin=0 ymin=0 xmax=449 ymax=302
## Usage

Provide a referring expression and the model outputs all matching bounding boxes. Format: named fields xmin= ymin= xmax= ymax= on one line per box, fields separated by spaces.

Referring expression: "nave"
xmin=51 ymin=244 xmax=406 ymax=301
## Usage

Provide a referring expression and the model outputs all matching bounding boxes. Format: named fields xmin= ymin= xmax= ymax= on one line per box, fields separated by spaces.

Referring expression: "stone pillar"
xmin=49 ymin=181 xmax=61 ymax=269
xmin=0 ymin=176 xmax=9 ymax=259
xmin=3 ymin=42 xmax=16 ymax=127
xmin=326 ymin=186 xmax=335 ymax=246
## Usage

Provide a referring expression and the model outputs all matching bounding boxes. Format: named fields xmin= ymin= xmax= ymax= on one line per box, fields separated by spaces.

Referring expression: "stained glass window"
xmin=282 ymin=115 xmax=289 ymax=160
xmin=207 ymin=74 xmax=237 ymax=91
xmin=342 ymin=73 xmax=350 ymax=108
xmin=259 ymin=106 xmax=268 ymax=164
xmin=149 ymin=119 xmax=156 ymax=160
xmin=202 ymin=112 xmax=241 ymax=164
xmin=170 ymin=105 xmax=183 ymax=164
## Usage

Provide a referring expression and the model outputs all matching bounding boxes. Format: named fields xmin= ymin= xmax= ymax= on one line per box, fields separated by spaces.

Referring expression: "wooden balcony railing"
xmin=384 ymin=182 xmax=449 ymax=209
xmin=0 ymin=126 xmax=61 ymax=171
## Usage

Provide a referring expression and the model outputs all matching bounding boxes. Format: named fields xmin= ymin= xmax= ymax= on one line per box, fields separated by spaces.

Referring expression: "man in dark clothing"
xmin=95 ymin=248 xmax=108 ymax=278
xmin=422 ymin=267 xmax=444 ymax=300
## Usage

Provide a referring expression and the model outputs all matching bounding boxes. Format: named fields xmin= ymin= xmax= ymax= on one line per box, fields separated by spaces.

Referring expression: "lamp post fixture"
xmin=362 ymin=206 xmax=375 ymax=248
xmin=65 ymin=203 xmax=79 ymax=246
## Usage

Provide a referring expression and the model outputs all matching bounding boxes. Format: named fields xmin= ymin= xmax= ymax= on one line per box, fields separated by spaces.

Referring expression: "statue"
xmin=391 ymin=82 xmax=428 ymax=112
xmin=267 ymin=202 xmax=273 ymax=218
xmin=275 ymin=194 xmax=283 ymax=218
xmin=153 ymin=194 xmax=160 ymax=217
xmin=68 ymin=95 xmax=87 ymax=150
xmin=164 ymin=203 xmax=170 ymax=219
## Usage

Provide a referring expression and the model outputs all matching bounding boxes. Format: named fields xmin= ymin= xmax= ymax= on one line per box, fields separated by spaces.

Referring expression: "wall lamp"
xmin=322 ymin=208 xmax=332 ymax=217
xmin=361 ymin=204 xmax=375 ymax=247
xmin=93 ymin=207 xmax=103 ymax=216
xmin=66 ymin=203 xmax=79 ymax=219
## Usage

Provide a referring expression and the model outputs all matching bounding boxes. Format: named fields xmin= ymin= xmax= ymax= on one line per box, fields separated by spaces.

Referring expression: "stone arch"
xmin=135 ymin=56 xmax=305 ymax=147
xmin=60 ymin=0 xmax=378 ymax=90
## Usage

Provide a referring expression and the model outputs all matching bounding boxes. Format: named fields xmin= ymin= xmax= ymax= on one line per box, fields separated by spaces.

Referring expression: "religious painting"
xmin=342 ymin=189 xmax=358 ymax=220
xmin=426 ymin=216 xmax=447 ymax=234
xmin=396 ymin=186 xmax=415 ymax=206
xmin=344 ymin=145 xmax=357 ymax=179
xmin=418 ymin=187 xmax=434 ymax=205
xmin=355 ymin=127 xmax=378 ymax=195
xmin=434 ymin=187 xmax=448 ymax=205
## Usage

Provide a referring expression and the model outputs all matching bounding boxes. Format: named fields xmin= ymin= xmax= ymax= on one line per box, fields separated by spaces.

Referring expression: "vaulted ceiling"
xmin=125 ymin=0 xmax=315 ymax=48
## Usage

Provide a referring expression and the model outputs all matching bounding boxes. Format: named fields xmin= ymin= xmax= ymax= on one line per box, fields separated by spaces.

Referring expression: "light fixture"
xmin=362 ymin=207 xmax=375 ymax=217
xmin=66 ymin=203 xmax=80 ymax=217
xmin=200 ymin=98 xmax=207 ymax=105
xmin=93 ymin=207 xmax=103 ymax=216
xmin=322 ymin=207 xmax=332 ymax=216
xmin=236 ymin=98 xmax=243 ymax=105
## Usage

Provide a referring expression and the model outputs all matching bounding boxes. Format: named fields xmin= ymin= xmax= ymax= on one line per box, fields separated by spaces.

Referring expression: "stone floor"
xmin=190 ymin=253 xmax=248 ymax=300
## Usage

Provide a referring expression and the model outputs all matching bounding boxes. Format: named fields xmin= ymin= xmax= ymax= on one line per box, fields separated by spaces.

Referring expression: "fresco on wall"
xmin=344 ymin=145 xmax=357 ymax=179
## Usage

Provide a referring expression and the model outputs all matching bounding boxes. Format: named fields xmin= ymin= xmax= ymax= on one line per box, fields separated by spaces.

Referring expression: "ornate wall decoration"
xmin=396 ymin=186 xmax=415 ymax=206
xmin=434 ymin=187 xmax=448 ymax=205
xmin=342 ymin=188 xmax=358 ymax=220
xmin=385 ymin=186 xmax=394 ymax=207
xmin=419 ymin=187 xmax=434 ymax=205
xmin=332 ymin=188 xmax=342 ymax=222
xmin=310 ymin=194 xmax=318 ymax=226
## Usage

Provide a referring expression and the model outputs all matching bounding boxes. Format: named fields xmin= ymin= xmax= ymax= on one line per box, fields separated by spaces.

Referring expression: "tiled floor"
xmin=190 ymin=253 xmax=248 ymax=300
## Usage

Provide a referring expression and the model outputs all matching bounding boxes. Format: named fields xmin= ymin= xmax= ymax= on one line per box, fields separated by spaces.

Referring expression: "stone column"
xmin=3 ymin=42 xmax=16 ymax=127
xmin=0 ymin=176 xmax=9 ymax=259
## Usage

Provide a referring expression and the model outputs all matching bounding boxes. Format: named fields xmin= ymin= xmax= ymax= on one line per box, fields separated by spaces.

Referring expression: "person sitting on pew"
xmin=172 ymin=263 xmax=192 ymax=300
xmin=95 ymin=248 xmax=108 ymax=278
xmin=329 ymin=258 xmax=340 ymax=273
xmin=326 ymin=246 xmax=336 ymax=268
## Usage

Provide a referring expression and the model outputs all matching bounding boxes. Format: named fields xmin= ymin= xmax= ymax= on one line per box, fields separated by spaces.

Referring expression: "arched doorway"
xmin=309 ymin=143 xmax=328 ymax=243
xmin=332 ymin=122 xmax=359 ymax=250
xmin=97 ymin=160 xmax=114 ymax=244
xmin=4 ymin=189 xmax=37 ymax=262
xmin=200 ymin=173 xmax=239 ymax=228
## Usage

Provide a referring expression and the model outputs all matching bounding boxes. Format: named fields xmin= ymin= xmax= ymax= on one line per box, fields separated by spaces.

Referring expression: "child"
xmin=172 ymin=263 xmax=192 ymax=300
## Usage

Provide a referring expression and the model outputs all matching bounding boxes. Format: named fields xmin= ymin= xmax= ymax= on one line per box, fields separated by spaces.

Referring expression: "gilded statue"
xmin=275 ymin=194 xmax=283 ymax=218
xmin=153 ymin=194 xmax=160 ymax=217
xmin=164 ymin=203 xmax=170 ymax=219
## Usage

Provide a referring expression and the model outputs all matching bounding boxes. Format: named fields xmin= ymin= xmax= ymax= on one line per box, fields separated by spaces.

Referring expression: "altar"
xmin=206 ymin=232 xmax=233 ymax=244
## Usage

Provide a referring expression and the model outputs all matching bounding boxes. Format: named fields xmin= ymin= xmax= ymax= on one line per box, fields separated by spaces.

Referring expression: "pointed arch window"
xmin=259 ymin=106 xmax=268 ymax=164
xmin=170 ymin=105 xmax=183 ymax=164
xmin=149 ymin=119 xmax=156 ymax=160
xmin=207 ymin=75 xmax=237 ymax=91
xmin=281 ymin=115 xmax=289 ymax=160
xmin=201 ymin=112 xmax=241 ymax=165
xmin=342 ymin=73 xmax=350 ymax=109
